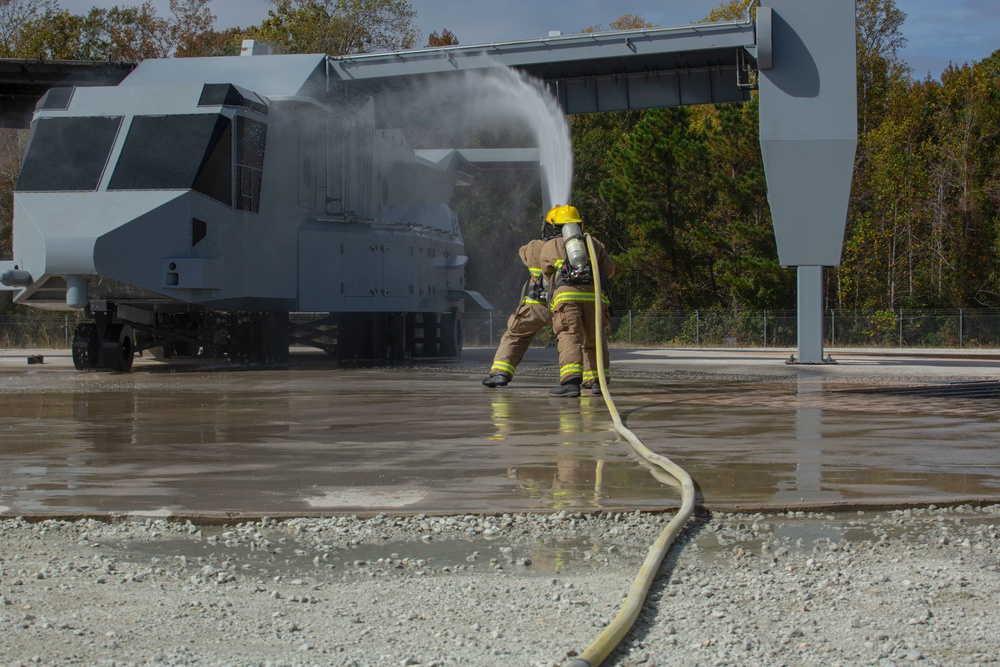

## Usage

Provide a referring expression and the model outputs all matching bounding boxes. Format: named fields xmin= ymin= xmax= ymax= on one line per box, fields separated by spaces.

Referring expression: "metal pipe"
xmin=0 ymin=269 xmax=32 ymax=287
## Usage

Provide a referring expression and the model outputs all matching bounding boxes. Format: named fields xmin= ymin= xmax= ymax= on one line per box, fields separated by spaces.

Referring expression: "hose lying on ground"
xmin=560 ymin=236 xmax=698 ymax=667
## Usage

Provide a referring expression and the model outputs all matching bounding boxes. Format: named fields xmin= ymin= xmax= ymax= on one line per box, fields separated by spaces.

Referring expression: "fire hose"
xmin=560 ymin=235 xmax=697 ymax=667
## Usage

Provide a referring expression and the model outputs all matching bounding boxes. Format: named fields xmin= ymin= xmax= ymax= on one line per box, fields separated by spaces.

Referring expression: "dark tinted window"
xmin=193 ymin=119 xmax=233 ymax=205
xmin=16 ymin=116 xmax=122 ymax=192
xmin=192 ymin=218 xmax=207 ymax=246
xmin=199 ymin=83 xmax=268 ymax=115
xmin=37 ymin=87 xmax=74 ymax=111
xmin=236 ymin=116 xmax=267 ymax=213
xmin=109 ymin=114 xmax=232 ymax=206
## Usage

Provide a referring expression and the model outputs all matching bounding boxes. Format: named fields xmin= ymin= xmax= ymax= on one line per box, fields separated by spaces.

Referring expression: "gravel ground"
xmin=3 ymin=504 xmax=1000 ymax=667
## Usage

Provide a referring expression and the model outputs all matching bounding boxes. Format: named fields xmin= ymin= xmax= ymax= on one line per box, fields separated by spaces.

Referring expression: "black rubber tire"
xmin=71 ymin=323 xmax=98 ymax=370
xmin=440 ymin=309 xmax=462 ymax=357
xmin=102 ymin=325 xmax=134 ymax=372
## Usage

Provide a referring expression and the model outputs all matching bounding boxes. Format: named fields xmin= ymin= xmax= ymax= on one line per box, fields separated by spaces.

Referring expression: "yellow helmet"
xmin=545 ymin=205 xmax=582 ymax=225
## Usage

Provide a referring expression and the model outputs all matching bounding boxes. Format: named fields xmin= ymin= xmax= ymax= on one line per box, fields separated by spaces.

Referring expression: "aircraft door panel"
xmin=341 ymin=239 xmax=380 ymax=298
xmin=381 ymin=242 xmax=414 ymax=299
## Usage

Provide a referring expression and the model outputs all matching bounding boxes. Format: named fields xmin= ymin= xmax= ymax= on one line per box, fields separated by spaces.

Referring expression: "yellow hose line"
xmin=565 ymin=236 xmax=698 ymax=667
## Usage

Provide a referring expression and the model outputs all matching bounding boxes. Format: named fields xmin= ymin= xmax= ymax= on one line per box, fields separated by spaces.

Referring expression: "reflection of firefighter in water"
xmin=505 ymin=402 xmax=606 ymax=509
xmin=482 ymin=218 xmax=561 ymax=388
xmin=487 ymin=392 xmax=515 ymax=441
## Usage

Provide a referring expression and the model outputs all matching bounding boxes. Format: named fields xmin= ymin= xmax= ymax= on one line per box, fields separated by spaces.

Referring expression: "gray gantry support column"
xmin=757 ymin=0 xmax=857 ymax=363
xmin=796 ymin=266 xmax=826 ymax=363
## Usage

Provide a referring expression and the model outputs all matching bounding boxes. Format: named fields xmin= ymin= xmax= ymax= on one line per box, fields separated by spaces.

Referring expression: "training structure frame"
xmin=0 ymin=0 xmax=855 ymax=366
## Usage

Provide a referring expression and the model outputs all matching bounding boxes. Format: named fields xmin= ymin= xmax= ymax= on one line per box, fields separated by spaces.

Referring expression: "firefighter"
xmin=482 ymin=219 xmax=561 ymax=387
xmin=539 ymin=205 xmax=615 ymax=397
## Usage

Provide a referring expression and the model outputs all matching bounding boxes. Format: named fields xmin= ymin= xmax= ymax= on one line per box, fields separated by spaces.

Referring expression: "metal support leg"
xmin=789 ymin=265 xmax=834 ymax=364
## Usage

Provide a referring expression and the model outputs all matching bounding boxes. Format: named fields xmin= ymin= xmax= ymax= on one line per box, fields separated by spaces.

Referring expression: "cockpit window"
xmin=109 ymin=114 xmax=233 ymax=206
xmin=16 ymin=116 xmax=122 ymax=192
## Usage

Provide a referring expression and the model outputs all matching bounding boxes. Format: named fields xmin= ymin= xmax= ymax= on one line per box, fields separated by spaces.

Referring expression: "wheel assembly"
xmin=72 ymin=319 xmax=134 ymax=371
xmin=101 ymin=324 xmax=134 ymax=372
xmin=71 ymin=323 xmax=98 ymax=370
xmin=440 ymin=308 xmax=462 ymax=357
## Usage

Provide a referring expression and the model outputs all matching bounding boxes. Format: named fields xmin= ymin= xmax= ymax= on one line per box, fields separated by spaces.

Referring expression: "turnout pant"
xmin=489 ymin=303 xmax=551 ymax=377
xmin=551 ymin=300 xmax=611 ymax=384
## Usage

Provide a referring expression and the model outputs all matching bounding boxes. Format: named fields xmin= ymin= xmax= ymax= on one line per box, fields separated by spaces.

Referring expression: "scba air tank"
xmin=562 ymin=223 xmax=588 ymax=269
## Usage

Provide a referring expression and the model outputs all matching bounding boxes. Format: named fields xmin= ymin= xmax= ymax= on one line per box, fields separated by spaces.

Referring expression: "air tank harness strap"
xmin=554 ymin=257 xmax=592 ymax=288
xmin=524 ymin=267 xmax=548 ymax=305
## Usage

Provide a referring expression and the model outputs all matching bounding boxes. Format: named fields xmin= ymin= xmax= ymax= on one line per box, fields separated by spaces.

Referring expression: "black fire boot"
xmin=548 ymin=378 xmax=582 ymax=397
xmin=482 ymin=373 xmax=511 ymax=388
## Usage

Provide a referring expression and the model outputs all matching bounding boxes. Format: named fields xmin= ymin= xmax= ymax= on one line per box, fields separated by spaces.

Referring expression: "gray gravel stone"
xmin=1 ymin=505 xmax=999 ymax=666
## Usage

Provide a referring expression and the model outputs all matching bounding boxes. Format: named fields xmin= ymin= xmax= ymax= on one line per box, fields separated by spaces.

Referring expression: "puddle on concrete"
xmin=1 ymin=366 xmax=999 ymax=516
xmin=100 ymin=529 xmax=645 ymax=578
xmin=93 ymin=508 xmax=1000 ymax=582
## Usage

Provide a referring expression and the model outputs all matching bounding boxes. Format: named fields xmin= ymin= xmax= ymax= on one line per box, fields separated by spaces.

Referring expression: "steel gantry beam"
xmin=326 ymin=19 xmax=757 ymax=112
xmin=327 ymin=0 xmax=857 ymax=363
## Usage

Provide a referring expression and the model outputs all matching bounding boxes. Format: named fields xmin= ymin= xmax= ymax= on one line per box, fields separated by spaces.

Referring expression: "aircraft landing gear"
xmin=72 ymin=317 xmax=134 ymax=372
xmin=104 ymin=324 xmax=135 ymax=372
xmin=70 ymin=323 xmax=97 ymax=370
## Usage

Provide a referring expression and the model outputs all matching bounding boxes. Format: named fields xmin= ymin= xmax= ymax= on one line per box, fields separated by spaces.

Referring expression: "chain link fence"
xmin=463 ymin=309 xmax=1000 ymax=349
xmin=0 ymin=313 xmax=79 ymax=348
xmin=5 ymin=309 xmax=1000 ymax=350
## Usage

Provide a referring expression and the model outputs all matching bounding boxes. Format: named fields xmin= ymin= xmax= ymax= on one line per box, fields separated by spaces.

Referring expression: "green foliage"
xmin=249 ymin=0 xmax=417 ymax=55
xmin=0 ymin=0 xmax=237 ymax=59
xmin=569 ymin=110 xmax=644 ymax=256
xmin=588 ymin=102 xmax=793 ymax=313
xmin=863 ymin=308 xmax=898 ymax=345
xmin=698 ymin=101 xmax=794 ymax=309
xmin=706 ymin=0 xmax=754 ymax=23
xmin=607 ymin=310 xmax=684 ymax=346
xmin=426 ymin=28 xmax=457 ymax=47
xmin=2 ymin=0 xmax=1000 ymax=323
xmin=15 ymin=3 xmax=172 ymax=60
xmin=839 ymin=0 xmax=1000 ymax=313
xmin=0 ymin=307 xmax=79 ymax=346
xmin=0 ymin=0 xmax=55 ymax=57
xmin=598 ymin=106 xmax=709 ymax=309
xmin=0 ymin=129 xmax=28 ymax=260
xmin=855 ymin=0 xmax=908 ymax=135
xmin=169 ymin=0 xmax=229 ymax=57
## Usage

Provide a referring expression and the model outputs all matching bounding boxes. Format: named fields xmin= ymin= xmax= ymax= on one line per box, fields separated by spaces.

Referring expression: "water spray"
xmin=376 ymin=63 xmax=573 ymax=211
xmin=453 ymin=66 xmax=572 ymax=209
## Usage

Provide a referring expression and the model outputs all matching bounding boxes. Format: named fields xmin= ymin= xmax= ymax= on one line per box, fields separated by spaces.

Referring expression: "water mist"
xmin=455 ymin=66 xmax=574 ymax=211
xmin=380 ymin=64 xmax=574 ymax=213
xmin=375 ymin=63 xmax=574 ymax=308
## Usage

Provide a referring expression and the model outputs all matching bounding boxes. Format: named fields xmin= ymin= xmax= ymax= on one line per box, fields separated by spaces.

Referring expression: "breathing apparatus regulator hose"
xmin=561 ymin=235 xmax=697 ymax=667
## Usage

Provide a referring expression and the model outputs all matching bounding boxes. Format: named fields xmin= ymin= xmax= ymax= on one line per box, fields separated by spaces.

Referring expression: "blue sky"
xmin=57 ymin=0 xmax=1000 ymax=79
